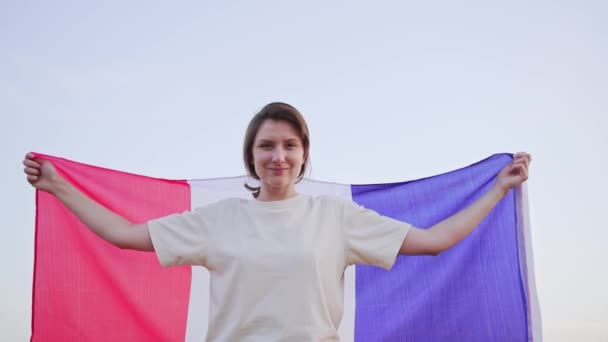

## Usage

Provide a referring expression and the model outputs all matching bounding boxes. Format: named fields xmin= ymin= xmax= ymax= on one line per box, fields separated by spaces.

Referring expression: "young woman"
xmin=23 ymin=102 xmax=531 ymax=341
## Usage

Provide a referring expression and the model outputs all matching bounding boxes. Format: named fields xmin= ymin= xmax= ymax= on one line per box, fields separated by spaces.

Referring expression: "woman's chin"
xmin=264 ymin=178 xmax=295 ymax=190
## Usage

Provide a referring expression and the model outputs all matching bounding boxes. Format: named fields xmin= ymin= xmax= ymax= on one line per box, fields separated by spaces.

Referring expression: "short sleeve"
xmin=148 ymin=201 xmax=223 ymax=268
xmin=341 ymin=199 xmax=411 ymax=270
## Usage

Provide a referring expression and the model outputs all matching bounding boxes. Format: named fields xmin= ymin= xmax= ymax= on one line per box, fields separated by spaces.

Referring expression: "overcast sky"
xmin=2 ymin=1 xmax=607 ymax=341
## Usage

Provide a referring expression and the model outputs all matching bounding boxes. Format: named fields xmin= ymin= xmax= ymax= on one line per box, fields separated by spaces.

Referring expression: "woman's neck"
xmin=257 ymin=186 xmax=298 ymax=202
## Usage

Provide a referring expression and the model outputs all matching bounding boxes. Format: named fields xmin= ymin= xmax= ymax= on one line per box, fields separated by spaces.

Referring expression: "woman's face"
xmin=252 ymin=119 xmax=305 ymax=193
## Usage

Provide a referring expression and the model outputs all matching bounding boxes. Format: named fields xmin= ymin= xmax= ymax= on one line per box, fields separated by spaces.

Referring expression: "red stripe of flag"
xmin=31 ymin=154 xmax=191 ymax=342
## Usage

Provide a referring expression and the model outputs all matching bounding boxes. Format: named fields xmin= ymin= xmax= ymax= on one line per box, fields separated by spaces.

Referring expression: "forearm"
xmin=53 ymin=179 xmax=135 ymax=247
xmin=428 ymin=185 xmax=508 ymax=252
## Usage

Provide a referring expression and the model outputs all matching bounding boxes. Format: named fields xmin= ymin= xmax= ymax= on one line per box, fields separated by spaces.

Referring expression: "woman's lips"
xmin=269 ymin=168 xmax=288 ymax=175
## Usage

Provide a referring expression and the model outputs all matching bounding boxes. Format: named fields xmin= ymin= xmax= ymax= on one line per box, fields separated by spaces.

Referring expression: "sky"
xmin=1 ymin=1 xmax=607 ymax=341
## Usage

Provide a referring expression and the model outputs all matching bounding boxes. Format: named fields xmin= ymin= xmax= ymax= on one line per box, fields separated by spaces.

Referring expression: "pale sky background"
xmin=1 ymin=1 xmax=607 ymax=341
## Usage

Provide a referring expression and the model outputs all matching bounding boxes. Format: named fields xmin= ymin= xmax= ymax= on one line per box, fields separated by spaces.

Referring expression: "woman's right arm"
xmin=23 ymin=152 xmax=154 ymax=251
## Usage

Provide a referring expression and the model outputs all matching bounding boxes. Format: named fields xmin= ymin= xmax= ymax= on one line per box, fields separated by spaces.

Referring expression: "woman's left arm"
xmin=399 ymin=152 xmax=532 ymax=256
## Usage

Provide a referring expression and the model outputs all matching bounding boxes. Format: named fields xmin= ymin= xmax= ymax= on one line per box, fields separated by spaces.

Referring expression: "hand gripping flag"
xmin=30 ymin=153 xmax=541 ymax=341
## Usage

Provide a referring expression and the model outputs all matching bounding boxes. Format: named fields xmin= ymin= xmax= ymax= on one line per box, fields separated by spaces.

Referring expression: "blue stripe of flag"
xmin=351 ymin=154 xmax=529 ymax=342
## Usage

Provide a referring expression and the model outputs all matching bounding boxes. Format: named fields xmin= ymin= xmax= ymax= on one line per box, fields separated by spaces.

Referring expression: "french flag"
xmin=31 ymin=153 xmax=541 ymax=341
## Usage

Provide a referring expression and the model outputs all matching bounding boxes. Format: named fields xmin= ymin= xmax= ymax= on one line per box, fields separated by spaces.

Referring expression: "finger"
xmin=26 ymin=152 xmax=39 ymax=161
xmin=27 ymin=175 xmax=39 ymax=183
xmin=513 ymin=155 xmax=530 ymax=166
xmin=511 ymin=161 xmax=527 ymax=170
xmin=510 ymin=163 xmax=523 ymax=175
xmin=519 ymin=167 xmax=529 ymax=181
xmin=24 ymin=167 xmax=40 ymax=176
xmin=513 ymin=158 xmax=529 ymax=169
xmin=514 ymin=152 xmax=531 ymax=163
xmin=512 ymin=164 xmax=529 ymax=180
xmin=23 ymin=159 xmax=41 ymax=168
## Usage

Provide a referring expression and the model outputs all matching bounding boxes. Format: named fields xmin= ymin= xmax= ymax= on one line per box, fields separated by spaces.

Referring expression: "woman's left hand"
xmin=495 ymin=152 xmax=532 ymax=194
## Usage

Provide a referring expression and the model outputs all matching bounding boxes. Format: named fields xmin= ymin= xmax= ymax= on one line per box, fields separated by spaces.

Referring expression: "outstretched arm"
xmin=23 ymin=153 xmax=153 ymax=251
xmin=399 ymin=152 xmax=531 ymax=256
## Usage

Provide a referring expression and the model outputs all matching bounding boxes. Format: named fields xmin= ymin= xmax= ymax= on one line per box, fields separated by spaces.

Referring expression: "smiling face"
xmin=242 ymin=102 xmax=310 ymax=199
xmin=252 ymin=119 xmax=305 ymax=198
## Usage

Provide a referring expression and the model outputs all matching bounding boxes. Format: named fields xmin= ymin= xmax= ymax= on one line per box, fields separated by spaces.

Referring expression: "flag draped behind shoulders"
xmin=31 ymin=153 xmax=541 ymax=342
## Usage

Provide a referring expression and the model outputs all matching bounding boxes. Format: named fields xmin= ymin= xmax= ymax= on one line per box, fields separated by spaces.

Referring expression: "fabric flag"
xmin=31 ymin=153 xmax=541 ymax=342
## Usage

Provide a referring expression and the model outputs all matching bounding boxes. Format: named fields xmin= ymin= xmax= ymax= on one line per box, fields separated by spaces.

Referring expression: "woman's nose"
xmin=272 ymin=148 xmax=285 ymax=162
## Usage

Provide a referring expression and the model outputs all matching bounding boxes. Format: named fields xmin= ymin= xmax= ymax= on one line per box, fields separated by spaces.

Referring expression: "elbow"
xmin=412 ymin=244 xmax=444 ymax=256
xmin=114 ymin=237 xmax=139 ymax=250
xmin=115 ymin=240 xmax=130 ymax=250
xmin=400 ymin=228 xmax=451 ymax=256
xmin=426 ymin=247 xmax=443 ymax=257
xmin=430 ymin=242 xmax=455 ymax=256
xmin=104 ymin=223 xmax=136 ymax=250
xmin=428 ymin=230 xmax=458 ymax=256
xmin=424 ymin=233 xmax=450 ymax=256
xmin=107 ymin=234 xmax=127 ymax=249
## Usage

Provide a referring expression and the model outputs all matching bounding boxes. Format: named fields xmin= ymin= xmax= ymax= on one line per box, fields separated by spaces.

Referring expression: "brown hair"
xmin=243 ymin=102 xmax=310 ymax=198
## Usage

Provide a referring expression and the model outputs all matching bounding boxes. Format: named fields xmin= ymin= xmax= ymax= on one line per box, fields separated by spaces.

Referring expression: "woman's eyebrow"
xmin=257 ymin=138 xmax=299 ymax=143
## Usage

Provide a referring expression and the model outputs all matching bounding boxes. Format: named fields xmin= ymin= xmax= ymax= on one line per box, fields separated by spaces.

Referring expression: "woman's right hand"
xmin=23 ymin=152 xmax=62 ymax=194
xmin=22 ymin=152 xmax=154 ymax=251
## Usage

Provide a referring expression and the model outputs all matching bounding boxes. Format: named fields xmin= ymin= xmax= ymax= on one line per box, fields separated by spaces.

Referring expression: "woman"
xmin=23 ymin=102 xmax=531 ymax=341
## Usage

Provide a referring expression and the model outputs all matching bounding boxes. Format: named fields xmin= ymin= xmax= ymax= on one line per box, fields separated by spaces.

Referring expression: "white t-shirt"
xmin=148 ymin=194 xmax=410 ymax=341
